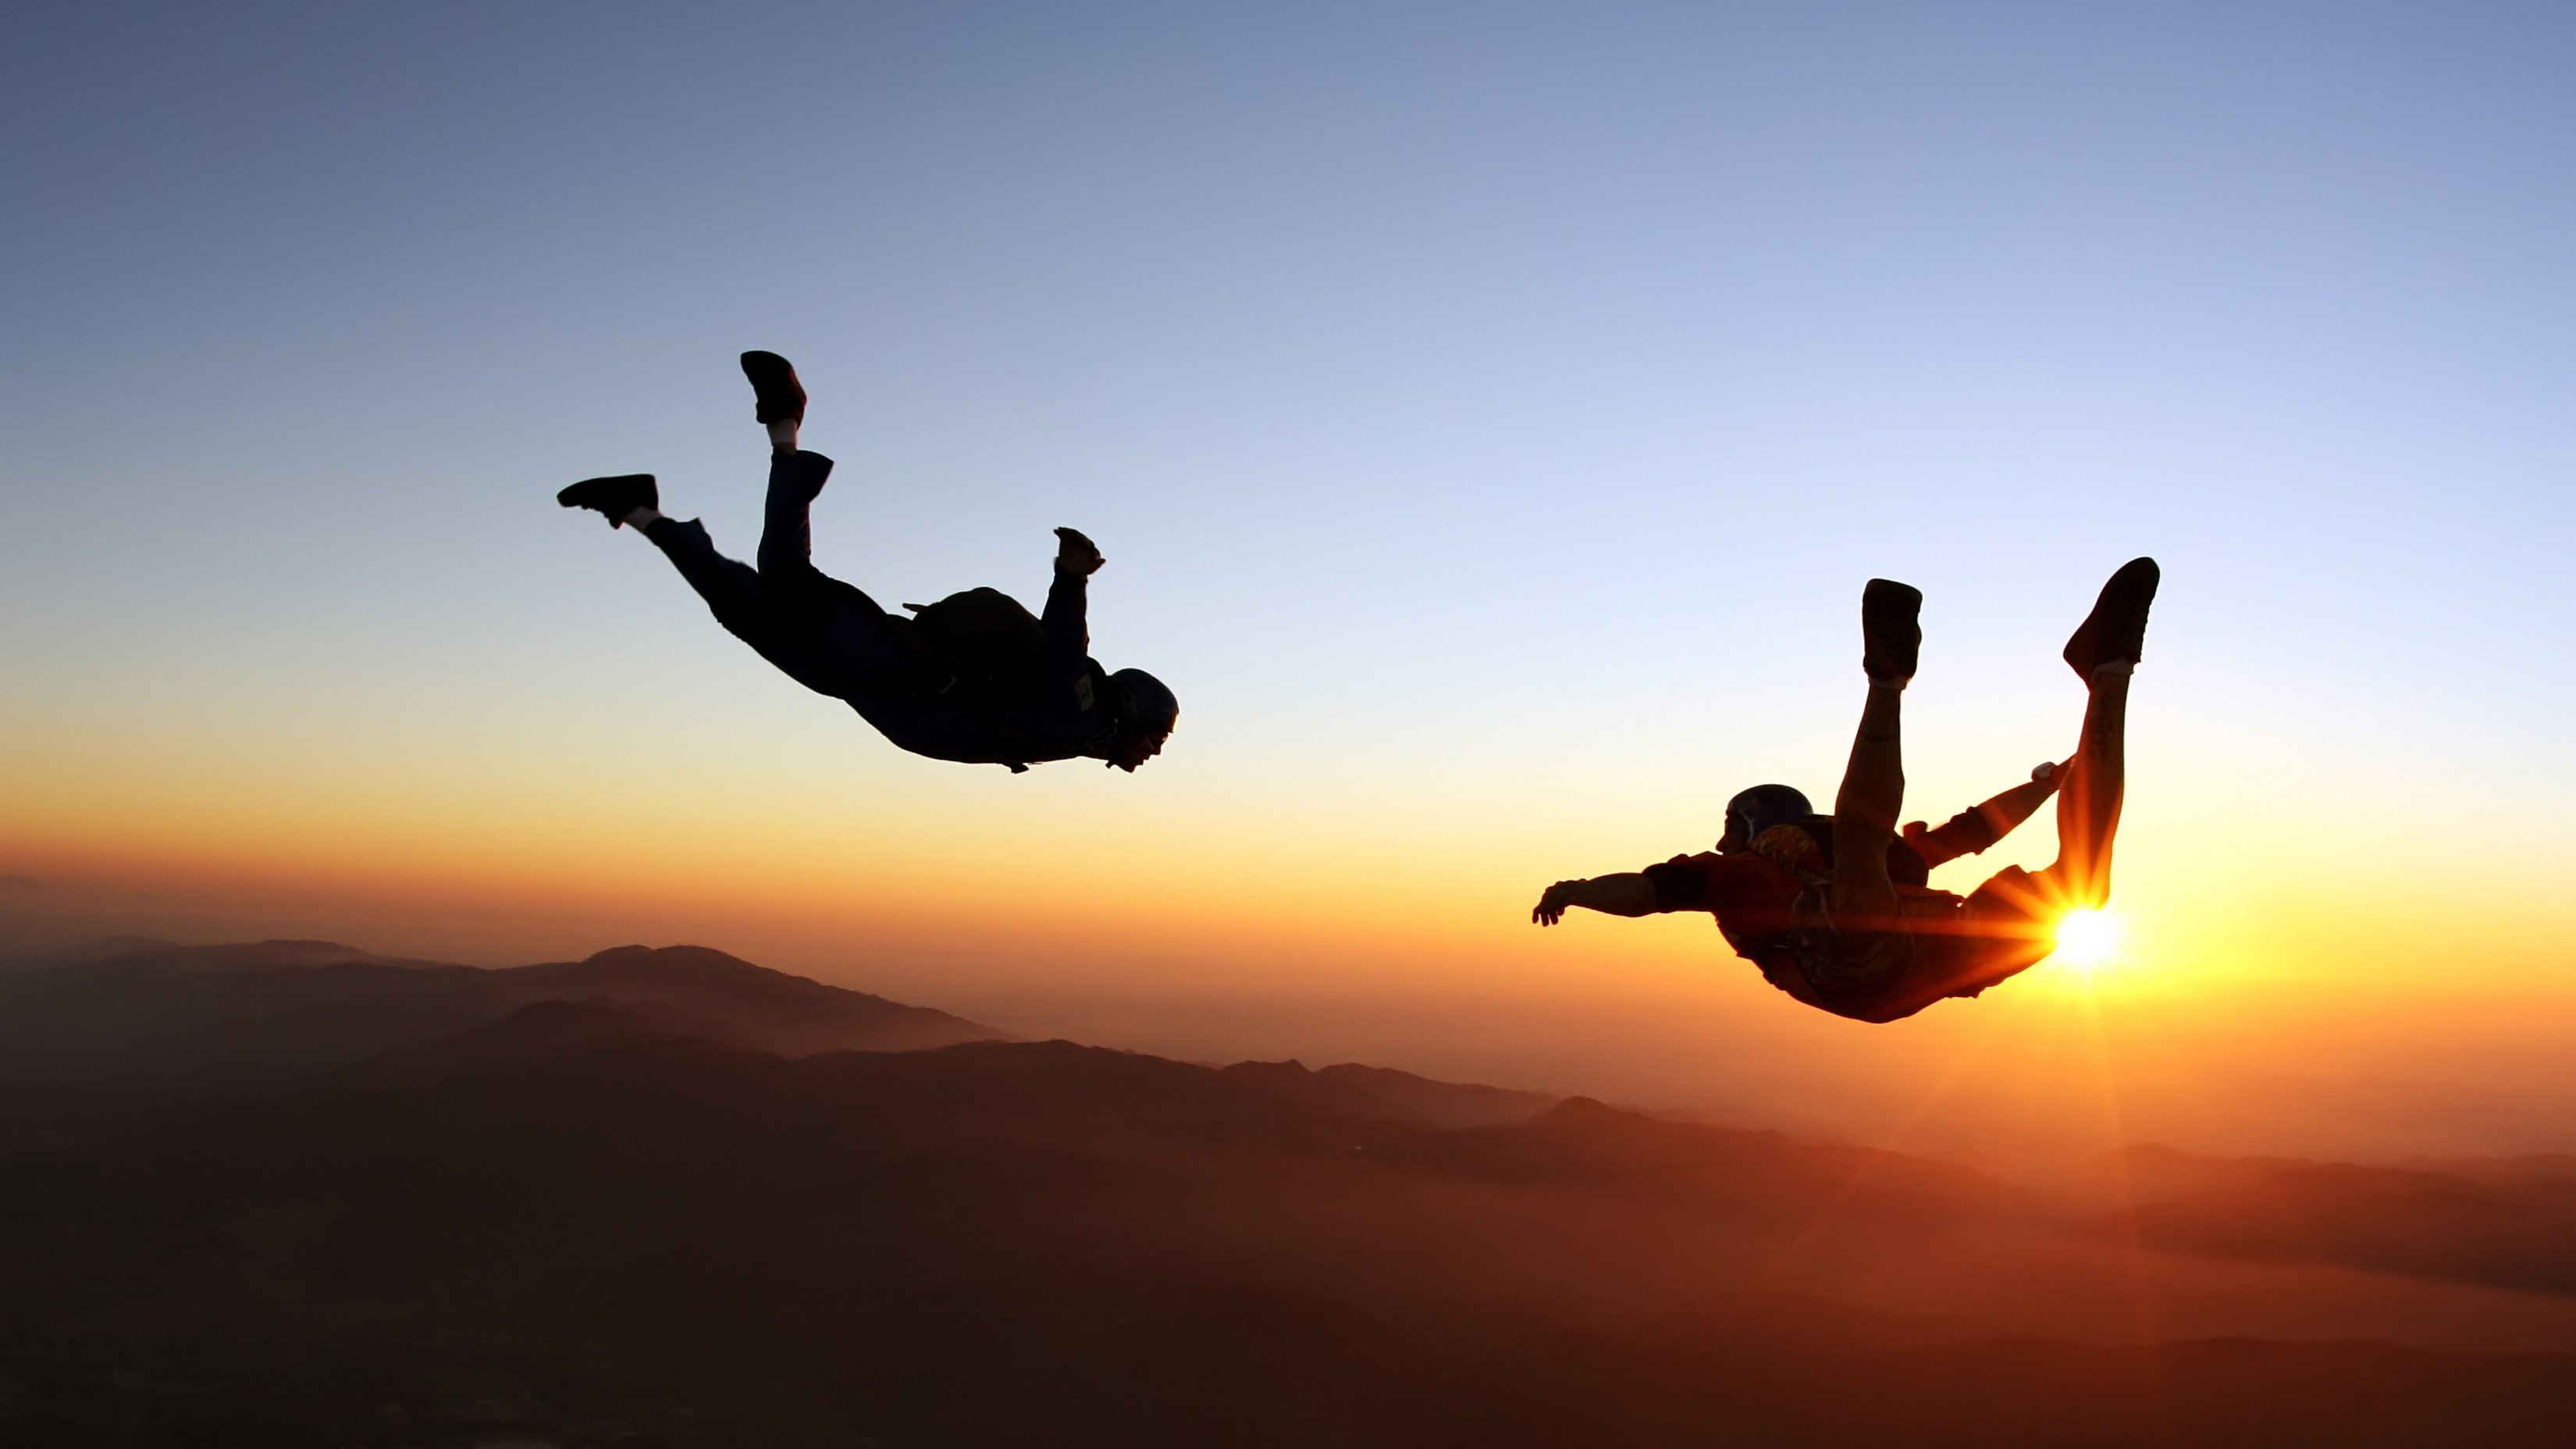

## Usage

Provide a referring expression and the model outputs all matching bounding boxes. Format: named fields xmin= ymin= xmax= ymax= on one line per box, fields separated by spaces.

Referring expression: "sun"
xmin=2049 ymin=908 xmax=2124 ymax=973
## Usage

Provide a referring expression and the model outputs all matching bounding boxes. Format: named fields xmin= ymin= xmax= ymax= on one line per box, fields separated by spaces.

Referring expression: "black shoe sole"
xmin=557 ymin=473 xmax=659 ymax=527
xmin=2063 ymin=557 xmax=2159 ymax=678
xmin=1861 ymin=578 xmax=1923 ymax=683
xmin=740 ymin=350 xmax=806 ymax=425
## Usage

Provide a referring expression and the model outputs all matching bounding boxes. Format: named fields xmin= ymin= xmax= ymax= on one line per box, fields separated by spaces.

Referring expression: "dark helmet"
xmin=1112 ymin=668 xmax=1178 ymax=734
xmin=1724 ymin=784 xmax=1811 ymax=849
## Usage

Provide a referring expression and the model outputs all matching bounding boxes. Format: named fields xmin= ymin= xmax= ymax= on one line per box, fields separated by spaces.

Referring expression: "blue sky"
xmin=4 ymin=2 xmax=2573 ymax=1069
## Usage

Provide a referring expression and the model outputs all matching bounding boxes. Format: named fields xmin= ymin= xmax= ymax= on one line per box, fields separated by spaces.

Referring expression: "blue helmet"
xmin=1724 ymin=784 xmax=1811 ymax=849
xmin=1112 ymin=668 xmax=1178 ymax=734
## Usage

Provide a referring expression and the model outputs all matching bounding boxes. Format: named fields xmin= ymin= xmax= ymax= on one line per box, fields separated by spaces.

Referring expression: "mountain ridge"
xmin=8 ymin=938 xmax=2576 ymax=1442
xmin=0 ymin=938 xmax=1005 ymax=1097
xmin=7 ymin=975 xmax=2575 ymax=1444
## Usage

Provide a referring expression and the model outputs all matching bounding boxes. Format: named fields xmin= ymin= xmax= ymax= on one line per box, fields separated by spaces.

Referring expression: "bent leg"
xmin=643 ymin=516 xmax=781 ymax=650
xmin=646 ymin=512 xmax=912 ymax=701
xmin=2037 ymin=667 xmax=2130 ymax=907
xmin=1829 ymin=679 xmax=1905 ymax=923
xmin=756 ymin=449 xmax=838 ymax=609
xmin=1907 ymin=866 xmax=2056 ymax=1012
xmin=749 ymin=447 xmax=955 ymax=696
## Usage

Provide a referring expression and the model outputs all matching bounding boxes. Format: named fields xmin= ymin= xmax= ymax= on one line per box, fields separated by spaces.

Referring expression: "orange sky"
xmin=8 ymin=2 xmax=2574 ymax=1184
xmin=9 ymin=714 xmax=2573 ymax=1180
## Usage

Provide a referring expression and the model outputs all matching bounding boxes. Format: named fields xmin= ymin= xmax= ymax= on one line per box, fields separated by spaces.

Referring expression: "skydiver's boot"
xmin=1860 ymin=579 xmax=1923 ymax=686
xmin=557 ymin=473 xmax=660 ymax=529
xmin=2062 ymin=557 xmax=2160 ymax=679
xmin=741 ymin=350 xmax=806 ymax=456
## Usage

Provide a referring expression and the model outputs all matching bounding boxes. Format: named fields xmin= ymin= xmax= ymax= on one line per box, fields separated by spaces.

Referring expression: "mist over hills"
xmin=2114 ymin=1144 xmax=2576 ymax=1297
xmin=0 ymin=938 xmax=1000 ymax=1103
xmin=4 ymin=941 xmax=2576 ymax=1445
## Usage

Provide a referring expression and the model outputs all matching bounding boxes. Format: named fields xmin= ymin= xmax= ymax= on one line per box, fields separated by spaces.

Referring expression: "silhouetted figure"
xmin=560 ymin=353 xmax=1177 ymax=772
xmin=1532 ymin=560 xmax=2158 ymax=1022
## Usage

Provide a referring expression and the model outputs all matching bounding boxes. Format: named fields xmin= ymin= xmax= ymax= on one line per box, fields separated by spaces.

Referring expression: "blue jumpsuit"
xmin=646 ymin=450 xmax=1115 ymax=771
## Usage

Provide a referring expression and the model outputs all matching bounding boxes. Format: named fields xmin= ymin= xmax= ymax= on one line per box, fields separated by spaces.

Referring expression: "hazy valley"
xmin=2 ymin=939 xmax=2574 ymax=1444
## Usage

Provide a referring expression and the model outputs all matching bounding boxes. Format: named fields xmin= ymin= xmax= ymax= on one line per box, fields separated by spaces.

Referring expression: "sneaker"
xmin=739 ymin=350 xmax=806 ymax=426
xmin=1860 ymin=579 xmax=1922 ymax=684
xmin=2062 ymin=557 xmax=2159 ymax=679
xmin=557 ymin=473 xmax=658 ymax=528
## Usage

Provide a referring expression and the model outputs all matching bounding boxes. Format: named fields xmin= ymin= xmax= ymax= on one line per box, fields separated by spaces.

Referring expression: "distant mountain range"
xmin=2114 ymin=1141 xmax=2576 ymax=1296
xmin=0 ymin=938 xmax=1001 ymax=1101
xmin=2 ymin=938 xmax=2573 ymax=1446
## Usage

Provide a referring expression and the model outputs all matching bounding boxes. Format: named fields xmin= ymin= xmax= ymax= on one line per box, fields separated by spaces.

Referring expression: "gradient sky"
xmin=5 ymin=2 xmax=2574 ymax=1169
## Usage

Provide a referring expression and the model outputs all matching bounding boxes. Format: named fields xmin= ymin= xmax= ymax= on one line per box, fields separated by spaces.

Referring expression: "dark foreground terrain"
xmin=4 ymin=940 xmax=2574 ymax=1447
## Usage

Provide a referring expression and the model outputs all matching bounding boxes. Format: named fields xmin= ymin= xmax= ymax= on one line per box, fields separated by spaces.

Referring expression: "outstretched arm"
xmin=1904 ymin=761 xmax=2063 ymax=868
xmin=1532 ymin=874 xmax=1658 ymax=926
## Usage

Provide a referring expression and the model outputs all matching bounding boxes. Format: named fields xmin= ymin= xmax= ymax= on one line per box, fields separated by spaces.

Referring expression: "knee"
xmin=2037 ymin=863 xmax=2110 ymax=910
xmin=755 ymin=555 xmax=828 ymax=604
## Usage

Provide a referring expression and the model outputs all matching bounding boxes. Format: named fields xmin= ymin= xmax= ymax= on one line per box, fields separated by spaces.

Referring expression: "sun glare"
xmin=2049 ymin=908 xmax=2124 ymax=973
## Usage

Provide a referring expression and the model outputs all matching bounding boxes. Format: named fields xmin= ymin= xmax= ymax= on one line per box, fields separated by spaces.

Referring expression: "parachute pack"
xmin=898 ymin=587 xmax=1051 ymax=710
